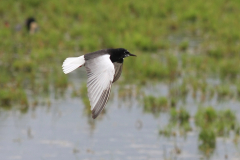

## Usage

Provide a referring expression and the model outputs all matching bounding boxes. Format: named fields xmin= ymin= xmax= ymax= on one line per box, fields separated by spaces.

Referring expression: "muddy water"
xmin=0 ymin=72 xmax=240 ymax=160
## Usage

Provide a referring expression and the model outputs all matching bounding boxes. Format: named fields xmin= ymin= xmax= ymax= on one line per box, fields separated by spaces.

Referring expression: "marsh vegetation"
xmin=1 ymin=0 xmax=240 ymax=159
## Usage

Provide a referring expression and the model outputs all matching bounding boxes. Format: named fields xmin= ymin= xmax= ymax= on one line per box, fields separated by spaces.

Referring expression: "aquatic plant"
xmin=195 ymin=106 xmax=217 ymax=128
xmin=159 ymin=107 xmax=191 ymax=137
xmin=169 ymin=80 xmax=187 ymax=95
xmin=195 ymin=106 xmax=238 ymax=136
xmin=207 ymin=48 xmax=223 ymax=59
xmin=0 ymin=89 xmax=12 ymax=107
xmin=236 ymin=83 xmax=240 ymax=98
xmin=0 ymin=88 xmax=28 ymax=110
xmin=198 ymin=128 xmax=216 ymax=155
xmin=217 ymin=109 xmax=236 ymax=136
xmin=159 ymin=123 xmax=175 ymax=137
xmin=170 ymin=107 xmax=190 ymax=125
xmin=217 ymin=84 xmax=233 ymax=100
xmin=219 ymin=59 xmax=240 ymax=80
xmin=179 ymin=40 xmax=189 ymax=51
xmin=179 ymin=81 xmax=188 ymax=97
xmin=194 ymin=106 xmax=238 ymax=156
xmin=178 ymin=107 xmax=190 ymax=125
xmin=118 ymin=85 xmax=138 ymax=99
xmin=143 ymin=95 xmax=168 ymax=116
xmin=170 ymin=98 xmax=176 ymax=107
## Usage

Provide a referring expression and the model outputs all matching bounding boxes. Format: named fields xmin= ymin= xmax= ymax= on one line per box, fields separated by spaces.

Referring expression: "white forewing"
xmin=85 ymin=55 xmax=114 ymax=118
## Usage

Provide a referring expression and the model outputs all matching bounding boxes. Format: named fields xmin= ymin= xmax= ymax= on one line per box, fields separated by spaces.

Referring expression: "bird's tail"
xmin=62 ymin=55 xmax=85 ymax=74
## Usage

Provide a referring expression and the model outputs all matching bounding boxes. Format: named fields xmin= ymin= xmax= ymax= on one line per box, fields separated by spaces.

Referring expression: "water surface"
xmin=0 ymin=82 xmax=240 ymax=160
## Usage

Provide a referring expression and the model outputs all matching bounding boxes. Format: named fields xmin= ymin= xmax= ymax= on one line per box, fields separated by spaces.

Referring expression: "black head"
xmin=109 ymin=48 xmax=136 ymax=63
xmin=26 ymin=17 xmax=38 ymax=33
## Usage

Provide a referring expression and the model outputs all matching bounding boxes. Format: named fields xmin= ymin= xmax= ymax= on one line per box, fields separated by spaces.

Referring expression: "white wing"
xmin=85 ymin=55 xmax=115 ymax=119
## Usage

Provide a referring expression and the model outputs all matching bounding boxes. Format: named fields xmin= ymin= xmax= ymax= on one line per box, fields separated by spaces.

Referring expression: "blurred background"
xmin=1 ymin=0 xmax=240 ymax=159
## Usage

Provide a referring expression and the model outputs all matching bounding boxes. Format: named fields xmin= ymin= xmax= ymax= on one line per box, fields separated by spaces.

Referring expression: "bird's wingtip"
xmin=92 ymin=114 xmax=97 ymax=119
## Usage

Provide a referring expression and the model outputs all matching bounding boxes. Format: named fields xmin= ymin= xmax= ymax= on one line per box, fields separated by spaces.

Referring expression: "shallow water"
xmin=0 ymin=80 xmax=240 ymax=160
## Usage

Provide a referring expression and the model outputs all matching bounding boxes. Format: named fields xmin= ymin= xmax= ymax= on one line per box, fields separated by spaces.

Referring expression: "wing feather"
xmin=113 ymin=62 xmax=123 ymax=83
xmin=92 ymin=84 xmax=112 ymax=119
xmin=84 ymin=54 xmax=114 ymax=119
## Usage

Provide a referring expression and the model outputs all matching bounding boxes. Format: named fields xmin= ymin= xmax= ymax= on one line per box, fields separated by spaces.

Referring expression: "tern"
xmin=62 ymin=48 xmax=136 ymax=119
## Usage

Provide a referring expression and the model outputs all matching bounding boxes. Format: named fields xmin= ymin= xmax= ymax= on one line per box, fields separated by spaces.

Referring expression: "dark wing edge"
xmin=84 ymin=49 xmax=108 ymax=60
xmin=92 ymin=82 xmax=112 ymax=119
xmin=113 ymin=62 xmax=123 ymax=83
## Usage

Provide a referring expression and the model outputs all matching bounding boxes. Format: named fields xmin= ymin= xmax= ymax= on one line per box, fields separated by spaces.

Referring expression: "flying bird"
xmin=62 ymin=48 xmax=136 ymax=119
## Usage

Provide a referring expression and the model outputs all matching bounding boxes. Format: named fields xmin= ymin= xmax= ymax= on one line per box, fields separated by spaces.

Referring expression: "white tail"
xmin=62 ymin=55 xmax=85 ymax=74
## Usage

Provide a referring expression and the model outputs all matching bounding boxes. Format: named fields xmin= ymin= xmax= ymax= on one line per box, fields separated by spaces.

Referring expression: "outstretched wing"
xmin=85 ymin=54 xmax=115 ymax=119
xmin=113 ymin=62 xmax=123 ymax=83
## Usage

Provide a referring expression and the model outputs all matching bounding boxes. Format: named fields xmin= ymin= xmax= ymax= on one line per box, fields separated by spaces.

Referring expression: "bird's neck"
xmin=107 ymin=49 xmax=122 ymax=63
xmin=110 ymin=55 xmax=123 ymax=63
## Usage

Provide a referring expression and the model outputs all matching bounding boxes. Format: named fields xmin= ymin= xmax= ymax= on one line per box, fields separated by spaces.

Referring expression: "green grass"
xmin=1 ymin=0 xmax=240 ymax=112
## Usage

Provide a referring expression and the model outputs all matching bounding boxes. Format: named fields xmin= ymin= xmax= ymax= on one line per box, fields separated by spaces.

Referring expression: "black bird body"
xmin=62 ymin=48 xmax=136 ymax=119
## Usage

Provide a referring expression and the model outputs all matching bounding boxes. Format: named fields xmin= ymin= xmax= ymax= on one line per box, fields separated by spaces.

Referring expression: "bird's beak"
xmin=128 ymin=53 xmax=136 ymax=57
